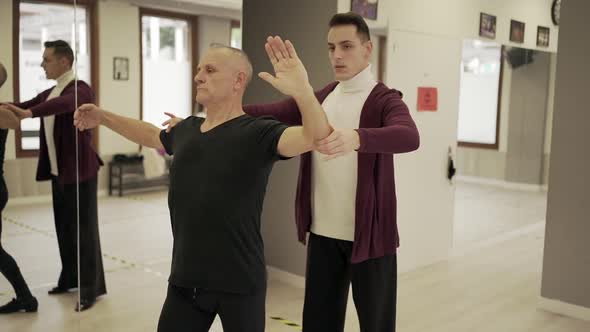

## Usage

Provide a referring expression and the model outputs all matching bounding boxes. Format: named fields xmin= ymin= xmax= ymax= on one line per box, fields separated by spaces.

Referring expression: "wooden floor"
xmin=1 ymin=184 xmax=589 ymax=331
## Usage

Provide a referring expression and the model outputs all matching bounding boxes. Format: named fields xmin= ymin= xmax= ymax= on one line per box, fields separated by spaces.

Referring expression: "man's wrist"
xmin=353 ymin=129 xmax=361 ymax=150
xmin=24 ymin=109 xmax=33 ymax=118
xmin=291 ymin=84 xmax=314 ymax=101
xmin=101 ymin=109 xmax=111 ymax=127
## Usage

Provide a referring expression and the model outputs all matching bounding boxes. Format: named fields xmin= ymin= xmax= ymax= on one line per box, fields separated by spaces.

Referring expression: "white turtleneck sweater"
xmin=44 ymin=69 xmax=75 ymax=176
xmin=311 ymin=64 xmax=378 ymax=241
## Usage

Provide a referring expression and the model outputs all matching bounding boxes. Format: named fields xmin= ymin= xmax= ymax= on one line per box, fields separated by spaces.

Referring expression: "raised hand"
xmin=161 ymin=112 xmax=183 ymax=133
xmin=74 ymin=103 xmax=103 ymax=131
xmin=258 ymin=36 xmax=313 ymax=98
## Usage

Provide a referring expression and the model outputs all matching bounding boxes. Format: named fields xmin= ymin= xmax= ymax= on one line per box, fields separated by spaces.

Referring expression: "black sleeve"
xmin=159 ymin=129 xmax=175 ymax=155
xmin=256 ymin=116 xmax=289 ymax=161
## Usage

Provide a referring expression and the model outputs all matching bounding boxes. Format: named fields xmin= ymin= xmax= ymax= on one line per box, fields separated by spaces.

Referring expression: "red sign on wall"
xmin=417 ymin=87 xmax=438 ymax=112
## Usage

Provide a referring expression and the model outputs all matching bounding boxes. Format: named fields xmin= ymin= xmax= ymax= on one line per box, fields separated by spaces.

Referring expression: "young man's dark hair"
xmin=328 ymin=11 xmax=371 ymax=42
xmin=44 ymin=40 xmax=74 ymax=66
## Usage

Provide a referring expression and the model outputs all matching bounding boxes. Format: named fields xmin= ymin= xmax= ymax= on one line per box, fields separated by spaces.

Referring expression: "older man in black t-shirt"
xmin=0 ymin=62 xmax=38 ymax=314
xmin=73 ymin=37 xmax=332 ymax=332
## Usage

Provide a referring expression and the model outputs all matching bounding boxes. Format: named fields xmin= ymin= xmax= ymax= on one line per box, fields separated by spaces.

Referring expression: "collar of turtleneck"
xmin=337 ymin=64 xmax=376 ymax=93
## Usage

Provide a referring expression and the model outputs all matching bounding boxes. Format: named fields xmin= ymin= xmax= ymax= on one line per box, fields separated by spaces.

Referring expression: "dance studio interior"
xmin=1 ymin=0 xmax=589 ymax=331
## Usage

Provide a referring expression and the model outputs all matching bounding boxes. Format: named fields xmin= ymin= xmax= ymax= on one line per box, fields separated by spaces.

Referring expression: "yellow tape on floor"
xmin=1 ymin=216 xmax=166 ymax=280
xmin=270 ymin=316 xmax=303 ymax=331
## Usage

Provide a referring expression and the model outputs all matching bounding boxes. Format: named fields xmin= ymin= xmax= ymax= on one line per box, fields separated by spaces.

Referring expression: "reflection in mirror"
xmin=1 ymin=0 xmax=101 ymax=330
xmin=454 ymin=39 xmax=556 ymax=251
xmin=17 ymin=1 xmax=91 ymax=156
xmin=69 ymin=0 xmax=106 ymax=315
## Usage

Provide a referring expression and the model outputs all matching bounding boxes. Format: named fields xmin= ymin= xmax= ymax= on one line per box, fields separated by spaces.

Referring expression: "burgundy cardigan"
xmin=244 ymin=82 xmax=420 ymax=263
xmin=14 ymin=80 xmax=102 ymax=184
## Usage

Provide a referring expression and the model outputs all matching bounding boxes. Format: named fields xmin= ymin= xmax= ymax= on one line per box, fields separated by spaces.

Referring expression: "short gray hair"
xmin=209 ymin=43 xmax=253 ymax=85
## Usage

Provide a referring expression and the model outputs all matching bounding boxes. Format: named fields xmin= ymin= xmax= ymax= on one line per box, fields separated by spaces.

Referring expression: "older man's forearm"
xmin=101 ymin=111 xmax=163 ymax=149
xmin=292 ymin=87 xmax=332 ymax=141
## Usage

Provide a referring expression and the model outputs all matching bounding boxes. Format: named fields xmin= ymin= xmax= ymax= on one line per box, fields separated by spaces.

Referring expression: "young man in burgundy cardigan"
xmin=2 ymin=40 xmax=105 ymax=312
xmin=246 ymin=13 xmax=419 ymax=332
xmin=164 ymin=13 xmax=419 ymax=331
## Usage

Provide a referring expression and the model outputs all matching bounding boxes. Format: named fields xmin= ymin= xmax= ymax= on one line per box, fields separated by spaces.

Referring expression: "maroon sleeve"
xmin=12 ymin=90 xmax=49 ymax=110
xmin=30 ymin=82 xmax=94 ymax=118
xmin=356 ymin=90 xmax=420 ymax=154
xmin=243 ymin=98 xmax=302 ymax=126
xmin=243 ymin=83 xmax=339 ymax=126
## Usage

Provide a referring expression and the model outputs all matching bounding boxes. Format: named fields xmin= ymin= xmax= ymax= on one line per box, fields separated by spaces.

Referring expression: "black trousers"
xmin=0 ymin=179 xmax=33 ymax=300
xmin=51 ymin=177 xmax=106 ymax=300
xmin=302 ymin=233 xmax=397 ymax=332
xmin=157 ymin=283 xmax=266 ymax=332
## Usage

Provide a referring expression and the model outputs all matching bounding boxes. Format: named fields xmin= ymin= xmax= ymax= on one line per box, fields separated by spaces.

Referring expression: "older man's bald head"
xmin=0 ymin=62 xmax=7 ymax=89
xmin=208 ymin=44 xmax=253 ymax=86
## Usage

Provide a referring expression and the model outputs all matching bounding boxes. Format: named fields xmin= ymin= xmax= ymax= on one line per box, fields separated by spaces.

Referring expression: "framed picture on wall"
xmin=113 ymin=57 xmax=129 ymax=81
xmin=537 ymin=26 xmax=550 ymax=47
xmin=510 ymin=19 xmax=525 ymax=43
xmin=351 ymin=0 xmax=378 ymax=20
xmin=479 ymin=12 xmax=496 ymax=39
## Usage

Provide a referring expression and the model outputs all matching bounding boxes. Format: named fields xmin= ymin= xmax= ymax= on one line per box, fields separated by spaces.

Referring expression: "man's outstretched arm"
xmin=74 ymin=104 xmax=164 ymax=150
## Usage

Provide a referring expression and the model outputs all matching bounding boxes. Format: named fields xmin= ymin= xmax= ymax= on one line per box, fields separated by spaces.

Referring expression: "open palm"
xmin=259 ymin=36 xmax=311 ymax=97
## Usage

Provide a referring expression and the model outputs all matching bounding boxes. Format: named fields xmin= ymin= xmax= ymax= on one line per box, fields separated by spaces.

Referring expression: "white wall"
xmin=98 ymin=0 xmax=142 ymax=155
xmin=198 ymin=15 xmax=232 ymax=53
xmin=384 ymin=0 xmax=559 ymax=271
xmin=388 ymin=30 xmax=461 ymax=272
xmin=416 ymin=0 xmax=558 ymax=183
xmin=338 ymin=0 xmax=388 ymax=33
xmin=388 ymin=0 xmax=558 ymax=53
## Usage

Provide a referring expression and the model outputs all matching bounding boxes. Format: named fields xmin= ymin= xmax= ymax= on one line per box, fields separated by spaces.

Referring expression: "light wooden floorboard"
xmin=1 ymin=184 xmax=588 ymax=331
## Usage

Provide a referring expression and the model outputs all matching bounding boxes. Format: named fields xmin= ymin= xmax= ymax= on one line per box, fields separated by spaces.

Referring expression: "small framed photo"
xmin=113 ymin=57 xmax=129 ymax=81
xmin=479 ymin=13 xmax=496 ymax=39
xmin=510 ymin=19 xmax=525 ymax=43
xmin=351 ymin=0 xmax=378 ymax=21
xmin=537 ymin=26 xmax=550 ymax=47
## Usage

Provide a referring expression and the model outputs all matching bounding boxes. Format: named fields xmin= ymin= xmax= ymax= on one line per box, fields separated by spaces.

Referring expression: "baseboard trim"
xmin=267 ymin=266 xmax=305 ymax=289
xmin=7 ymin=189 xmax=109 ymax=207
xmin=538 ymin=297 xmax=590 ymax=321
xmin=455 ymin=175 xmax=544 ymax=192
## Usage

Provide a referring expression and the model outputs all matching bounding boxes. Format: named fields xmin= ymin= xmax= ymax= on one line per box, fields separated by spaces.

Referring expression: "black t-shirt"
xmin=159 ymin=114 xmax=288 ymax=294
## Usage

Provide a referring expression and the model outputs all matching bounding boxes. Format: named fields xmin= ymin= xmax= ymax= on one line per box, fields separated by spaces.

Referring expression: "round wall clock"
xmin=551 ymin=0 xmax=561 ymax=26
